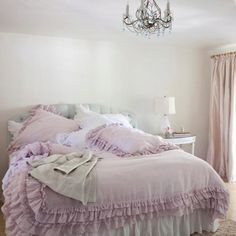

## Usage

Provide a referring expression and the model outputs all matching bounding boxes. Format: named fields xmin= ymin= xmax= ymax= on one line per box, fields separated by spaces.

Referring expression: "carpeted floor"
xmin=193 ymin=220 xmax=236 ymax=236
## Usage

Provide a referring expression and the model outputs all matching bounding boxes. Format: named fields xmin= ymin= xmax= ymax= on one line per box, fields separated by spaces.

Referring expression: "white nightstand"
xmin=161 ymin=135 xmax=196 ymax=155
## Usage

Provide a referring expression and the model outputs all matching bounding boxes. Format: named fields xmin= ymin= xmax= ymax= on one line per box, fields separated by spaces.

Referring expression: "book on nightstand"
xmin=172 ymin=132 xmax=191 ymax=138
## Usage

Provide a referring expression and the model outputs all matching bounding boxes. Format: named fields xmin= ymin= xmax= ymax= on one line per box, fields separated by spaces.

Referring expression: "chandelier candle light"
xmin=123 ymin=0 xmax=173 ymax=37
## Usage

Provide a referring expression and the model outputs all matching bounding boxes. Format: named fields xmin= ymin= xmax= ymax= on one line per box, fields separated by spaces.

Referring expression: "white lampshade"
xmin=154 ymin=97 xmax=176 ymax=115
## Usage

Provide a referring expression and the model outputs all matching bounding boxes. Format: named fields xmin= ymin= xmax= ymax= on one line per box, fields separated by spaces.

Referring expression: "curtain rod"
xmin=211 ymin=51 xmax=236 ymax=59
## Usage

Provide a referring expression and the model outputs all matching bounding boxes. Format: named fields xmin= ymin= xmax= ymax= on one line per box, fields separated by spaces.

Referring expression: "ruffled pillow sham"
xmin=86 ymin=124 xmax=179 ymax=157
xmin=8 ymin=105 xmax=80 ymax=153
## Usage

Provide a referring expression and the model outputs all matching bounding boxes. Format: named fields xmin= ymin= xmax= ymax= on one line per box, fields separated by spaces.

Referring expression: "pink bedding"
xmin=8 ymin=105 xmax=80 ymax=153
xmin=86 ymin=124 xmax=179 ymax=156
xmin=2 ymin=140 xmax=229 ymax=236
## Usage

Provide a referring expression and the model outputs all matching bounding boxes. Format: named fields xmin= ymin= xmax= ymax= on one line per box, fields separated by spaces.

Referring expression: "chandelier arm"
xmin=124 ymin=18 xmax=172 ymax=27
xmin=157 ymin=17 xmax=172 ymax=25
xmin=124 ymin=20 xmax=142 ymax=32
xmin=123 ymin=18 xmax=140 ymax=26
xmin=142 ymin=18 xmax=172 ymax=27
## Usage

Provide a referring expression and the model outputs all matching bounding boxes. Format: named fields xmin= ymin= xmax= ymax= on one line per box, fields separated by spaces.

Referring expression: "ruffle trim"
xmin=86 ymin=124 xmax=179 ymax=157
xmin=8 ymin=142 xmax=51 ymax=165
xmin=2 ymin=170 xmax=229 ymax=236
xmin=2 ymin=140 xmax=229 ymax=235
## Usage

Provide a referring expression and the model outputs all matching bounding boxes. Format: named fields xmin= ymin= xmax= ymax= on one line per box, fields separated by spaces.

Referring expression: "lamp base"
xmin=160 ymin=115 xmax=172 ymax=134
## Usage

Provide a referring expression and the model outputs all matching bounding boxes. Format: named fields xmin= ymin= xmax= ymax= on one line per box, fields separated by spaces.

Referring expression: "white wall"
xmin=0 ymin=32 xmax=211 ymax=198
xmin=107 ymin=42 xmax=211 ymax=157
xmin=0 ymin=33 xmax=113 ymax=199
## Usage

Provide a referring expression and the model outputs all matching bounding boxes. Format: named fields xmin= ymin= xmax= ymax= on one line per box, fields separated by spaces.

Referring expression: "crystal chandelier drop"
xmin=123 ymin=0 xmax=173 ymax=37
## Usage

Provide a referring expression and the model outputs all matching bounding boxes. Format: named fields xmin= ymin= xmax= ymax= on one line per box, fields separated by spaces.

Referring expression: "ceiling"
xmin=0 ymin=0 xmax=236 ymax=48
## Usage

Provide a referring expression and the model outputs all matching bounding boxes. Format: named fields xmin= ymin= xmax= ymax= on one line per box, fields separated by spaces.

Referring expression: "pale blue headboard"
xmin=12 ymin=103 xmax=137 ymax=127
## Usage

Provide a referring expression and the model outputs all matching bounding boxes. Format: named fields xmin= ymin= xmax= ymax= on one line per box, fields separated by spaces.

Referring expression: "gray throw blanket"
xmin=28 ymin=151 xmax=98 ymax=205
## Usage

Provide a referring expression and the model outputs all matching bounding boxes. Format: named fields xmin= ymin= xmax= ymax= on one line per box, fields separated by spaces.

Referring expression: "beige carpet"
xmin=193 ymin=220 xmax=236 ymax=236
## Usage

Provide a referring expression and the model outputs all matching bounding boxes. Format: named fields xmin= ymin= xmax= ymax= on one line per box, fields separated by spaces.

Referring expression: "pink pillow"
xmin=8 ymin=106 xmax=80 ymax=153
xmin=86 ymin=124 xmax=178 ymax=157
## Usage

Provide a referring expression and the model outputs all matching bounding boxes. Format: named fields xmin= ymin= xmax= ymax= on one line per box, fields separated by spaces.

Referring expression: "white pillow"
xmin=56 ymin=129 xmax=89 ymax=149
xmin=55 ymin=105 xmax=132 ymax=149
xmin=74 ymin=105 xmax=132 ymax=129
xmin=57 ymin=114 xmax=112 ymax=148
xmin=79 ymin=114 xmax=112 ymax=129
xmin=58 ymin=107 xmax=133 ymax=149
xmin=8 ymin=120 xmax=23 ymax=140
xmin=74 ymin=104 xmax=96 ymax=120
xmin=103 ymin=114 xmax=132 ymax=128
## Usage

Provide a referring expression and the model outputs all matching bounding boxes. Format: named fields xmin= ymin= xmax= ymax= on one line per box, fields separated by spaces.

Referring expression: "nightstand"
xmin=160 ymin=135 xmax=196 ymax=155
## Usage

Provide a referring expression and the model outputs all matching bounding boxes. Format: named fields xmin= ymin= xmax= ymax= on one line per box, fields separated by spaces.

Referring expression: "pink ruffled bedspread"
xmin=86 ymin=124 xmax=179 ymax=157
xmin=2 ymin=142 xmax=229 ymax=236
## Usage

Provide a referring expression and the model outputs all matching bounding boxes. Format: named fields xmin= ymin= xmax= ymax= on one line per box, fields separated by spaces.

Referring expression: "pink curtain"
xmin=207 ymin=53 xmax=236 ymax=182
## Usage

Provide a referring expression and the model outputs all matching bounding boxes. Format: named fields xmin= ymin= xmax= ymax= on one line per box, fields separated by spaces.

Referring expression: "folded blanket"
xmin=28 ymin=151 xmax=98 ymax=204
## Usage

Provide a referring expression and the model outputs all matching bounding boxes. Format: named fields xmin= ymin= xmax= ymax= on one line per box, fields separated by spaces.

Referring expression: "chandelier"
xmin=123 ymin=0 xmax=173 ymax=37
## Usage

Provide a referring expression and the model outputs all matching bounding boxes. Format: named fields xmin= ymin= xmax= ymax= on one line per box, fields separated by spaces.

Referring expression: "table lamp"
xmin=154 ymin=96 xmax=176 ymax=134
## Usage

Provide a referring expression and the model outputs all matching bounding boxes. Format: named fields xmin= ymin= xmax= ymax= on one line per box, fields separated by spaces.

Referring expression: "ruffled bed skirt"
xmin=4 ymin=209 xmax=219 ymax=236
xmin=83 ymin=209 xmax=219 ymax=236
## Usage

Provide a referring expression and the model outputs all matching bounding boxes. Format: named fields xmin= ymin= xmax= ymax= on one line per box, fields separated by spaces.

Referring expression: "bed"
xmin=2 ymin=103 xmax=229 ymax=236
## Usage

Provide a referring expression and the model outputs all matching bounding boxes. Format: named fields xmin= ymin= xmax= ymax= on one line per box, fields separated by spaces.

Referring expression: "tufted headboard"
xmin=11 ymin=103 xmax=137 ymax=128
